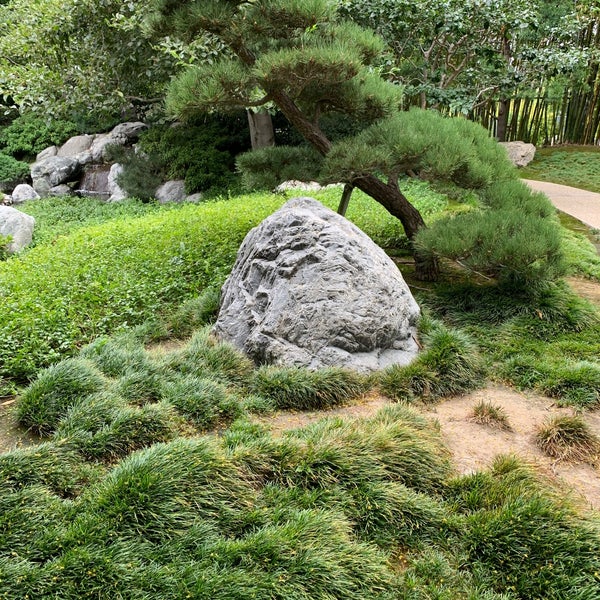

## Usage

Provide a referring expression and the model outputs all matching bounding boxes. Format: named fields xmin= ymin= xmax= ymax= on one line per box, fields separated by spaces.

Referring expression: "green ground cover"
xmin=520 ymin=145 xmax=600 ymax=193
xmin=1 ymin=174 xmax=600 ymax=598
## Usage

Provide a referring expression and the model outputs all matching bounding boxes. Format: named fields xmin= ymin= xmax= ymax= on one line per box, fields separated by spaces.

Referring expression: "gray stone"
xmin=57 ymin=134 xmax=95 ymax=159
xmin=0 ymin=206 xmax=35 ymax=253
xmin=48 ymin=184 xmax=73 ymax=196
xmin=89 ymin=133 xmax=114 ymax=163
xmin=155 ymin=180 xmax=186 ymax=204
xmin=36 ymin=146 xmax=58 ymax=162
xmin=185 ymin=192 xmax=203 ymax=203
xmin=110 ymin=122 xmax=147 ymax=142
xmin=11 ymin=184 xmax=40 ymax=204
xmin=31 ymin=156 xmax=80 ymax=196
xmin=275 ymin=180 xmax=323 ymax=193
xmin=499 ymin=141 xmax=536 ymax=167
xmin=213 ymin=197 xmax=420 ymax=373
xmin=107 ymin=163 xmax=127 ymax=202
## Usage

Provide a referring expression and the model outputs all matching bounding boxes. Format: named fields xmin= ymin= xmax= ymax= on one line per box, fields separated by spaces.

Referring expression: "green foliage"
xmin=251 ymin=366 xmax=368 ymax=410
xmin=139 ymin=114 xmax=250 ymax=194
xmin=0 ymin=195 xmax=283 ymax=381
xmin=417 ymin=207 xmax=566 ymax=289
xmin=0 ymin=152 xmax=29 ymax=190
xmin=380 ymin=322 xmax=486 ymax=402
xmin=0 ymin=442 xmax=100 ymax=497
xmin=0 ymin=114 xmax=79 ymax=160
xmin=167 ymin=286 xmax=221 ymax=338
xmin=160 ymin=375 xmax=241 ymax=429
xmin=236 ymin=145 xmax=323 ymax=191
xmin=15 ymin=358 xmax=106 ymax=435
xmin=104 ymin=144 xmax=165 ymax=202
xmin=521 ymin=147 xmax=600 ymax=193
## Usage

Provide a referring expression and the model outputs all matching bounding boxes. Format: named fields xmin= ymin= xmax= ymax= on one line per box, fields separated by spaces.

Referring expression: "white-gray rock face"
xmin=57 ymin=134 xmax=95 ymax=159
xmin=36 ymin=146 xmax=58 ymax=162
xmin=31 ymin=156 xmax=80 ymax=196
xmin=213 ymin=197 xmax=420 ymax=373
xmin=0 ymin=206 xmax=35 ymax=253
xmin=11 ymin=184 xmax=40 ymax=204
xmin=107 ymin=163 xmax=127 ymax=202
xmin=499 ymin=141 xmax=536 ymax=167
xmin=155 ymin=180 xmax=186 ymax=204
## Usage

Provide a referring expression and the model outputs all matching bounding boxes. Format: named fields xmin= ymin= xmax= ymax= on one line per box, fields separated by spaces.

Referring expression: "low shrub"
xmin=535 ymin=415 xmax=600 ymax=463
xmin=0 ymin=152 xmax=29 ymax=191
xmin=236 ymin=145 xmax=323 ymax=191
xmin=15 ymin=358 xmax=106 ymax=435
xmin=0 ymin=114 xmax=79 ymax=160
xmin=137 ymin=113 xmax=250 ymax=195
xmin=251 ymin=365 xmax=368 ymax=410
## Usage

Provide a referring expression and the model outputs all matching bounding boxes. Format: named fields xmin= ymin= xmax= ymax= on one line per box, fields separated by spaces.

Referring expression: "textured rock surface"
xmin=0 ymin=206 xmax=35 ymax=253
xmin=155 ymin=180 xmax=186 ymax=204
xmin=31 ymin=156 xmax=80 ymax=196
xmin=499 ymin=141 xmax=536 ymax=167
xmin=11 ymin=184 xmax=40 ymax=204
xmin=213 ymin=197 xmax=420 ymax=372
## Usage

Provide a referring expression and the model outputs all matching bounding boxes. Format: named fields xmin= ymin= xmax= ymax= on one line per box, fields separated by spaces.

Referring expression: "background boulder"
xmin=0 ymin=206 xmax=35 ymax=253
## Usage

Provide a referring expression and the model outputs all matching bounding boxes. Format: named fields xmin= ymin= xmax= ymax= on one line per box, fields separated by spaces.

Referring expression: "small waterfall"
xmin=76 ymin=164 xmax=112 ymax=200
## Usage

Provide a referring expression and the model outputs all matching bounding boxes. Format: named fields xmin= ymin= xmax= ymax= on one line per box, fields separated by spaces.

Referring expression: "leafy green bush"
xmin=104 ymin=144 xmax=165 ymax=202
xmin=0 ymin=114 xmax=79 ymax=160
xmin=236 ymin=145 xmax=323 ymax=190
xmin=0 ymin=152 xmax=29 ymax=191
xmin=137 ymin=113 xmax=250 ymax=194
xmin=167 ymin=286 xmax=221 ymax=338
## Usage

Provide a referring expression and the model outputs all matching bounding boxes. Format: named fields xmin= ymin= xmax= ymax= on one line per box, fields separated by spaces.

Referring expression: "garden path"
xmin=524 ymin=179 xmax=600 ymax=230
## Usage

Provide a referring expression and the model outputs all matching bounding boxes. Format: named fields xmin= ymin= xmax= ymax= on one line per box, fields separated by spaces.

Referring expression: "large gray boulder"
xmin=499 ymin=141 xmax=536 ymax=167
xmin=31 ymin=156 xmax=80 ymax=196
xmin=213 ymin=197 xmax=420 ymax=373
xmin=155 ymin=180 xmax=186 ymax=204
xmin=0 ymin=206 xmax=35 ymax=253
xmin=107 ymin=163 xmax=127 ymax=202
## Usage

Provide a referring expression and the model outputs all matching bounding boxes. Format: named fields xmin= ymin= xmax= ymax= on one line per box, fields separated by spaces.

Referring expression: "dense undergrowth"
xmin=2 ymin=322 xmax=600 ymax=598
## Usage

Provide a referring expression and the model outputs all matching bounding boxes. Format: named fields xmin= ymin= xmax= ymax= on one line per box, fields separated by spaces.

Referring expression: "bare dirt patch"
xmin=0 ymin=399 xmax=38 ymax=454
xmin=256 ymin=384 xmax=600 ymax=513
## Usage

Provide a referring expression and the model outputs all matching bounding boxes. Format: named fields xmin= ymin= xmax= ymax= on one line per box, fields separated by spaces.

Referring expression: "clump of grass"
xmin=471 ymin=400 xmax=512 ymax=431
xmin=160 ymin=375 xmax=243 ymax=429
xmin=84 ymin=437 xmax=256 ymax=541
xmin=165 ymin=327 xmax=254 ymax=385
xmin=251 ymin=365 xmax=369 ymax=410
xmin=15 ymin=358 xmax=107 ymax=435
xmin=167 ymin=286 xmax=221 ymax=338
xmin=380 ymin=323 xmax=485 ymax=403
xmin=55 ymin=394 xmax=179 ymax=461
xmin=0 ymin=442 xmax=102 ymax=497
xmin=535 ymin=415 xmax=600 ymax=464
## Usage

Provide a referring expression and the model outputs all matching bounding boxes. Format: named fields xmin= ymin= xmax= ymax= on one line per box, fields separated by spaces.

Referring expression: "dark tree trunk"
xmin=269 ymin=88 xmax=439 ymax=280
xmin=337 ymin=184 xmax=353 ymax=216
xmin=247 ymin=109 xmax=275 ymax=149
xmin=496 ymin=98 xmax=510 ymax=142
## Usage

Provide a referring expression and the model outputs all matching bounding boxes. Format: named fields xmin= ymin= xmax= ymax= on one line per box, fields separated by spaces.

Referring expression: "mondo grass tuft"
xmin=15 ymin=358 xmax=107 ymax=436
xmin=535 ymin=415 xmax=600 ymax=464
xmin=55 ymin=394 xmax=179 ymax=461
xmin=251 ymin=365 xmax=369 ymax=410
xmin=380 ymin=323 xmax=485 ymax=402
xmin=84 ymin=437 xmax=257 ymax=540
xmin=0 ymin=442 xmax=102 ymax=497
xmin=167 ymin=285 xmax=221 ymax=338
xmin=471 ymin=400 xmax=512 ymax=431
xmin=159 ymin=374 xmax=244 ymax=430
xmin=165 ymin=327 xmax=254 ymax=385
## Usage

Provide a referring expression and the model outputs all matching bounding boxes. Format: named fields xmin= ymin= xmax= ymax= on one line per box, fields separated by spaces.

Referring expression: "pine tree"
xmin=144 ymin=0 xmax=523 ymax=281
